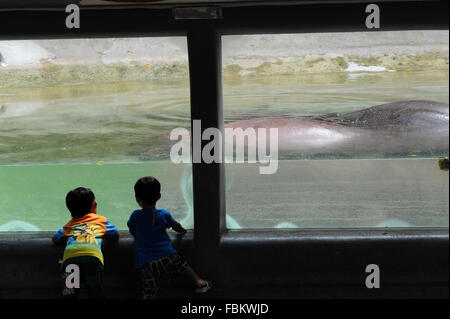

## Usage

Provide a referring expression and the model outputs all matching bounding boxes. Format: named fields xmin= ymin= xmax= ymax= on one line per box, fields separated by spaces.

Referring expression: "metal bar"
xmin=0 ymin=0 xmax=437 ymax=11
xmin=187 ymin=23 xmax=226 ymax=251
xmin=0 ymin=1 xmax=447 ymax=40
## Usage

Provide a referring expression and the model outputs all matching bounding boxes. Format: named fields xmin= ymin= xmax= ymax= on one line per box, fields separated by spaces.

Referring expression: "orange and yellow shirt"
xmin=53 ymin=213 xmax=118 ymax=265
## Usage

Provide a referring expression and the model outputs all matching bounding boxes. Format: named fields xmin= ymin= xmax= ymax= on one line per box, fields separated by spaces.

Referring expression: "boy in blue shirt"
xmin=127 ymin=176 xmax=212 ymax=299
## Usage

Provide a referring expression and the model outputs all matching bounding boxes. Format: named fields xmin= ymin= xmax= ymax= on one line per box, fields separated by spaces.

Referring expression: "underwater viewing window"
xmin=1 ymin=31 xmax=448 ymax=233
xmin=222 ymin=31 xmax=449 ymax=229
xmin=0 ymin=37 xmax=194 ymax=232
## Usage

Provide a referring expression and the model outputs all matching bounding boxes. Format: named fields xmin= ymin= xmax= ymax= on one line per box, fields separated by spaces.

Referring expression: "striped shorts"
xmin=138 ymin=252 xmax=188 ymax=298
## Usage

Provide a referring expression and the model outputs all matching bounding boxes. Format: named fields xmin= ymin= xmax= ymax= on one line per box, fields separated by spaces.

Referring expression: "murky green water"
xmin=0 ymin=69 xmax=448 ymax=231
xmin=226 ymin=159 xmax=449 ymax=229
xmin=0 ymin=162 xmax=192 ymax=231
xmin=0 ymin=79 xmax=191 ymax=164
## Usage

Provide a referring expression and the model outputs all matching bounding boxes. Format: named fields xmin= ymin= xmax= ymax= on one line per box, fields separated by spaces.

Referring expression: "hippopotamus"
xmin=223 ymin=100 xmax=449 ymax=158
xmin=318 ymin=100 xmax=449 ymax=131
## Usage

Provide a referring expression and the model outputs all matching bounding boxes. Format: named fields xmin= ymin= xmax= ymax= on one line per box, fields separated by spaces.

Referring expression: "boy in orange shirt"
xmin=53 ymin=187 xmax=119 ymax=298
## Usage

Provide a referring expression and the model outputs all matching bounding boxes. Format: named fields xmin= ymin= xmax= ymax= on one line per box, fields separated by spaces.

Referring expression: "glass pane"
xmin=223 ymin=31 xmax=449 ymax=229
xmin=0 ymin=38 xmax=193 ymax=231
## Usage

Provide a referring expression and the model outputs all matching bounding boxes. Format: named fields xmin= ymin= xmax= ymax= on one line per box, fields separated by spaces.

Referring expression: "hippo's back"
xmin=336 ymin=100 xmax=449 ymax=131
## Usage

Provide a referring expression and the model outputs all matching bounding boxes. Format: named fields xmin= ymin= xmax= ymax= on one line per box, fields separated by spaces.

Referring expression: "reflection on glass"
xmin=0 ymin=38 xmax=193 ymax=231
xmin=222 ymin=31 xmax=449 ymax=229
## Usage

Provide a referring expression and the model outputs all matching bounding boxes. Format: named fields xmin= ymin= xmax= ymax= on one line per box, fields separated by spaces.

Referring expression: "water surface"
xmin=0 ymin=70 xmax=448 ymax=231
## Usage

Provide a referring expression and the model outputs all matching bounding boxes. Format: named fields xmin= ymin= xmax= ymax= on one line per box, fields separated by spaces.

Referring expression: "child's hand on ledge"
xmin=172 ymin=220 xmax=187 ymax=235
xmin=174 ymin=228 xmax=187 ymax=246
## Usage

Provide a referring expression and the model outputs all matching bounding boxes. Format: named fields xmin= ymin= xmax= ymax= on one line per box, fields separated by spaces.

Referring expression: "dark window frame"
xmin=0 ymin=0 xmax=448 ymax=296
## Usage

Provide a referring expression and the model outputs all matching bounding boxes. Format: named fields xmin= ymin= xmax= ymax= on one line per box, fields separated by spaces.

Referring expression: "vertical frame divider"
xmin=187 ymin=23 xmax=226 ymax=253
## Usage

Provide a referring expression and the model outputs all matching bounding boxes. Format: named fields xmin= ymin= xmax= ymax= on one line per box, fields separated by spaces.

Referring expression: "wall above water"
xmin=1 ymin=31 xmax=448 ymax=88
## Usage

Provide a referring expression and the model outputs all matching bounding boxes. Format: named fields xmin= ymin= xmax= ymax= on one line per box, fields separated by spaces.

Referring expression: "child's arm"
xmin=104 ymin=220 xmax=119 ymax=242
xmin=171 ymin=220 xmax=187 ymax=235
xmin=127 ymin=214 xmax=136 ymax=238
xmin=52 ymin=227 xmax=66 ymax=245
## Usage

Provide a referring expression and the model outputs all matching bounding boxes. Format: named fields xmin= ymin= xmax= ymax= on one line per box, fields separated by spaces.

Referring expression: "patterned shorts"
xmin=61 ymin=256 xmax=104 ymax=299
xmin=138 ymin=252 xmax=188 ymax=298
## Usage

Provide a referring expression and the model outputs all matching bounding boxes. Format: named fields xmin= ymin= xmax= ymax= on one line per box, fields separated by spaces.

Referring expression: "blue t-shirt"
xmin=127 ymin=208 xmax=177 ymax=268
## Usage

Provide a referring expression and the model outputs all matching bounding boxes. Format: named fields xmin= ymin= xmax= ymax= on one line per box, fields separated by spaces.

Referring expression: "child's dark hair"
xmin=134 ymin=176 xmax=161 ymax=206
xmin=66 ymin=187 xmax=95 ymax=218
